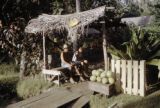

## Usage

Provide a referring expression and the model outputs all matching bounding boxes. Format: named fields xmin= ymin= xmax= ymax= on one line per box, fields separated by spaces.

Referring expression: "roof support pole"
xmin=102 ymin=22 xmax=108 ymax=72
xmin=73 ymin=0 xmax=81 ymax=51
xmin=76 ymin=0 xmax=81 ymax=13
xmin=73 ymin=37 xmax=78 ymax=52
xmin=43 ymin=31 xmax=46 ymax=69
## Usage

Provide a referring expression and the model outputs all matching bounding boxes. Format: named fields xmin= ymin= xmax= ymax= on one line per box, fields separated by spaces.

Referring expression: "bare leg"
xmin=74 ymin=66 xmax=85 ymax=81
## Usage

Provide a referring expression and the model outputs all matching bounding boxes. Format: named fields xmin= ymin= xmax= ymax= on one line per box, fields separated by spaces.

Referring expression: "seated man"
xmin=60 ymin=44 xmax=75 ymax=83
xmin=72 ymin=46 xmax=89 ymax=80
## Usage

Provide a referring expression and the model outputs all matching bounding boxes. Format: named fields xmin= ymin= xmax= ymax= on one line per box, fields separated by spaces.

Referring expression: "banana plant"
xmin=107 ymin=26 xmax=160 ymax=61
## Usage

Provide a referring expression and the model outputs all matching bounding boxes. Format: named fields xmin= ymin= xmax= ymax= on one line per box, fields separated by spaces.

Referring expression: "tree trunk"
xmin=19 ymin=51 xmax=27 ymax=80
xmin=43 ymin=32 xmax=46 ymax=69
xmin=102 ymin=22 xmax=108 ymax=72
xmin=73 ymin=38 xmax=78 ymax=52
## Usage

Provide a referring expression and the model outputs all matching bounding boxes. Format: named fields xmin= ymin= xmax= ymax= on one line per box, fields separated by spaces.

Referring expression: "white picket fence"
xmin=111 ymin=59 xmax=146 ymax=96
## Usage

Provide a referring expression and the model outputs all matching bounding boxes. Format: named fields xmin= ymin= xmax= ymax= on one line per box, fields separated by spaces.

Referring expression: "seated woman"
xmin=60 ymin=44 xmax=75 ymax=83
xmin=72 ymin=46 xmax=89 ymax=80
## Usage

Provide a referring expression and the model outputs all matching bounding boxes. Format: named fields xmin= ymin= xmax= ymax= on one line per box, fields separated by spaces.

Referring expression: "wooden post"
xmin=43 ymin=31 xmax=46 ymax=69
xmin=102 ymin=22 xmax=108 ymax=72
xmin=73 ymin=0 xmax=81 ymax=51
xmin=139 ymin=60 xmax=146 ymax=96
xmin=76 ymin=0 xmax=81 ymax=13
xmin=73 ymin=36 xmax=78 ymax=52
xmin=19 ymin=51 xmax=27 ymax=80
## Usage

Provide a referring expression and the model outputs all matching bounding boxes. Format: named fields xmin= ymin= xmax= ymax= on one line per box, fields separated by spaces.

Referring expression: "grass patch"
xmin=0 ymin=63 xmax=19 ymax=75
xmin=0 ymin=64 xmax=19 ymax=107
xmin=90 ymin=91 xmax=160 ymax=108
xmin=0 ymin=64 xmax=19 ymax=96
xmin=16 ymin=76 xmax=54 ymax=99
xmin=0 ymin=64 xmax=55 ymax=107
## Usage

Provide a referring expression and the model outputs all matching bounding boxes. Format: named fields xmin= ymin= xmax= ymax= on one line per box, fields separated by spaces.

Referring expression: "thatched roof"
xmin=25 ymin=6 xmax=111 ymax=42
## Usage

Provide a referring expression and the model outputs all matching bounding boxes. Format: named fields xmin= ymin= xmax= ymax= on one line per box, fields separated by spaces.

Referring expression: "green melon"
xmin=102 ymin=78 xmax=108 ymax=84
xmin=106 ymin=71 xmax=113 ymax=78
xmin=100 ymin=72 xmax=106 ymax=78
xmin=96 ymin=77 xmax=102 ymax=82
xmin=95 ymin=71 xmax=101 ymax=77
xmin=108 ymin=77 xmax=115 ymax=84
xmin=90 ymin=76 xmax=96 ymax=82
xmin=98 ymin=69 xmax=104 ymax=72
xmin=92 ymin=70 xmax=97 ymax=76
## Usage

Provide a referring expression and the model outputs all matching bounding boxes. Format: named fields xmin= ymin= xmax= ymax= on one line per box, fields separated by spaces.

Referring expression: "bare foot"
xmin=80 ymin=76 xmax=85 ymax=82
xmin=70 ymin=78 xmax=75 ymax=84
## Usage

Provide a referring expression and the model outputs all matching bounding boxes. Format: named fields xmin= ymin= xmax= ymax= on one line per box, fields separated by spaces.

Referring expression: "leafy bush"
xmin=16 ymin=76 xmax=53 ymax=99
xmin=150 ymin=0 xmax=160 ymax=24
xmin=0 ymin=64 xmax=19 ymax=75
xmin=0 ymin=64 xmax=19 ymax=98
xmin=107 ymin=26 xmax=160 ymax=60
xmin=122 ymin=4 xmax=142 ymax=17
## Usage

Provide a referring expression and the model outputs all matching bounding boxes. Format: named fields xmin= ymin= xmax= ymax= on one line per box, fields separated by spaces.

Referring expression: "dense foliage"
xmin=150 ymin=0 xmax=160 ymax=25
xmin=107 ymin=26 xmax=160 ymax=60
xmin=0 ymin=0 xmax=159 ymax=78
xmin=0 ymin=0 xmax=122 ymax=24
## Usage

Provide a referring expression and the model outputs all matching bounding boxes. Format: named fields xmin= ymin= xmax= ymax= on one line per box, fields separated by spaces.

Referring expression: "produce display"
xmin=90 ymin=69 xmax=115 ymax=84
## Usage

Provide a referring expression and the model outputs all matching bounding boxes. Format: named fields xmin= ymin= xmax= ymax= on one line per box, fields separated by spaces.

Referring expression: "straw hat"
xmin=63 ymin=44 xmax=68 ymax=49
xmin=68 ymin=18 xmax=79 ymax=27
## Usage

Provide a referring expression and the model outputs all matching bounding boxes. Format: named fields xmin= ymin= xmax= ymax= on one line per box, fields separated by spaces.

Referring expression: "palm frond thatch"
xmin=25 ymin=6 xmax=107 ymax=42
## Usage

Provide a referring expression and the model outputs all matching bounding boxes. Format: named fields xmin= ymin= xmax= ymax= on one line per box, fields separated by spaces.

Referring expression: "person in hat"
xmin=60 ymin=44 xmax=75 ymax=83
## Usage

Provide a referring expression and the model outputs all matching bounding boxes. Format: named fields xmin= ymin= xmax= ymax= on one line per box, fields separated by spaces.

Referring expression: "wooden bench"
xmin=42 ymin=67 xmax=67 ymax=86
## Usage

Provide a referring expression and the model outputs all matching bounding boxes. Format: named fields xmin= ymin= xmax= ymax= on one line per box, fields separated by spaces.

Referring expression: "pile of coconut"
xmin=90 ymin=69 xmax=115 ymax=84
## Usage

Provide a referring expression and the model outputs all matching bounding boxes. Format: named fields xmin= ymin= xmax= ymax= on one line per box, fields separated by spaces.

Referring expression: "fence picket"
xmin=139 ymin=60 xmax=146 ymax=96
xmin=133 ymin=61 xmax=139 ymax=95
xmin=111 ymin=59 xmax=145 ymax=96
xmin=115 ymin=60 xmax=121 ymax=93
xmin=127 ymin=60 xmax=132 ymax=95
xmin=121 ymin=60 xmax=126 ymax=93
xmin=111 ymin=59 xmax=116 ymax=79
